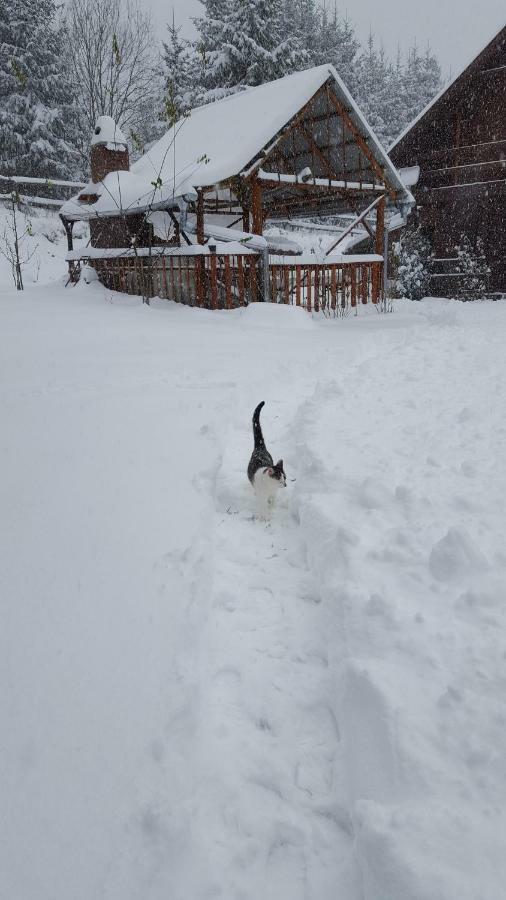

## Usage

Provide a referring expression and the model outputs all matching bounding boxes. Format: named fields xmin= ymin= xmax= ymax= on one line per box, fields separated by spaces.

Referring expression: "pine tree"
xmin=189 ymin=0 xmax=307 ymax=106
xmin=453 ymin=234 xmax=490 ymax=300
xmin=401 ymin=44 xmax=442 ymax=131
xmin=288 ymin=0 xmax=319 ymax=61
xmin=312 ymin=7 xmax=359 ymax=88
xmin=162 ymin=12 xmax=194 ymax=125
xmin=395 ymin=226 xmax=433 ymax=300
xmin=0 ymin=0 xmax=81 ymax=178
xmin=352 ymin=34 xmax=393 ymax=147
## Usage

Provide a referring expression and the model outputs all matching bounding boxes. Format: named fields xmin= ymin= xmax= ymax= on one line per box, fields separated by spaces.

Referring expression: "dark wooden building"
xmin=390 ymin=26 xmax=506 ymax=296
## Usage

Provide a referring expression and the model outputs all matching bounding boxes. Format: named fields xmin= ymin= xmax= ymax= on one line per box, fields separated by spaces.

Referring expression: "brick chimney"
xmin=90 ymin=115 xmax=129 ymax=184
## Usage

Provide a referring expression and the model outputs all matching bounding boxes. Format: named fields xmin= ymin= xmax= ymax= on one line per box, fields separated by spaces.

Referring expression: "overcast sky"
xmin=144 ymin=0 xmax=504 ymax=78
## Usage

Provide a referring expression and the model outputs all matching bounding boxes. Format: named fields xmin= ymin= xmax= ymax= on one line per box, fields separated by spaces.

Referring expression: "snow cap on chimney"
xmin=91 ymin=115 xmax=128 ymax=150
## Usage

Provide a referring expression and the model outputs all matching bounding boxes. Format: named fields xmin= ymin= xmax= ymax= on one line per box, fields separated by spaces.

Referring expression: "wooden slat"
xmin=331 ymin=266 xmax=337 ymax=311
xmin=271 ymin=264 xmax=278 ymax=303
xmin=178 ymin=258 xmax=184 ymax=302
xmin=237 ymin=256 xmax=245 ymax=306
xmin=295 ymin=266 xmax=301 ymax=306
xmin=350 ymin=265 xmax=357 ymax=307
xmin=210 ymin=255 xmax=218 ymax=309
xmin=224 ymin=255 xmax=232 ymax=309
xmin=185 ymin=259 xmax=192 ymax=305
xmin=306 ymin=266 xmax=312 ymax=312
xmin=283 ymin=267 xmax=290 ymax=305
xmin=162 ymin=256 xmax=168 ymax=298
xmin=361 ymin=266 xmax=368 ymax=304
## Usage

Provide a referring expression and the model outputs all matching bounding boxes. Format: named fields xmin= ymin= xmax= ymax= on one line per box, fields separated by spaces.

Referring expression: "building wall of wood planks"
xmin=390 ymin=27 xmax=506 ymax=295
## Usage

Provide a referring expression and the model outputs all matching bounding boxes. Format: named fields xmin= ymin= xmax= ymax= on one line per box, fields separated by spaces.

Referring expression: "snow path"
xmin=3 ymin=279 xmax=506 ymax=900
xmin=192 ymin=390 xmax=362 ymax=899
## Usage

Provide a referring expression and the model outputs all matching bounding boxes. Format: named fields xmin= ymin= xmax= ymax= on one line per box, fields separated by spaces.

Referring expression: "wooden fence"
xmin=74 ymin=250 xmax=383 ymax=312
xmin=89 ymin=252 xmax=260 ymax=308
xmin=0 ymin=174 xmax=85 ymax=209
xmin=269 ymin=259 xmax=382 ymax=311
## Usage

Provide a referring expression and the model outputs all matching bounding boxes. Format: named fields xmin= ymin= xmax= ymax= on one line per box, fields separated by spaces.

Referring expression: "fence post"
xmin=383 ymin=226 xmax=389 ymax=302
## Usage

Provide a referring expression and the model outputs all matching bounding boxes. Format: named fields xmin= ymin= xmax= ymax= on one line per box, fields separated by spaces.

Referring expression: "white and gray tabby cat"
xmin=247 ymin=401 xmax=287 ymax=504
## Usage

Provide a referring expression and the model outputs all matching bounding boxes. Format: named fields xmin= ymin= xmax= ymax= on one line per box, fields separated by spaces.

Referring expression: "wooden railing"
xmin=269 ymin=258 xmax=383 ymax=310
xmin=71 ymin=249 xmax=383 ymax=312
xmin=0 ymin=174 xmax=85 ymax=208
xmin=88 ymin=251 xmax=260 ymax=308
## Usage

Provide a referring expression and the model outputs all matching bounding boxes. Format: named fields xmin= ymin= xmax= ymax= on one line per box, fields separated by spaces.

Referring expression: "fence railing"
xmin=87 ymin=251 xmax=260 ymax=308
xmin=269 ymin=258 xmax=382 ymax=311
xmin=0 ymin=174 xmax=85 ymax=209
xmin=70 ymin=248 xmax=383 ymax=312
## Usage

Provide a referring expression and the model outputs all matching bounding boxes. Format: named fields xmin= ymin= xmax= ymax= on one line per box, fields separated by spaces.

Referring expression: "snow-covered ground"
xmin=2 ymin=210 xmax=506 ymax=900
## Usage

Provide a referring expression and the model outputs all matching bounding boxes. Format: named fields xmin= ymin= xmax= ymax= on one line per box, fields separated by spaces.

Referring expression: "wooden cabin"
xmin=61 ymin=66 xmax=413 ymax=311
xmin=390 ymin=27 xmax=506 ymax=297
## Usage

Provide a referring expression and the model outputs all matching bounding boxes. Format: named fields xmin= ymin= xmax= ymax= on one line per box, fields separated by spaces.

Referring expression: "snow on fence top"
xmin=61 ymin=64 xmax=413 ymax=222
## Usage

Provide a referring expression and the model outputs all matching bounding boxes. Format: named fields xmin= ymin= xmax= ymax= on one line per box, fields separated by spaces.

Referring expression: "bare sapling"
xmin=0 ymin=192 xmax=38 ymax=290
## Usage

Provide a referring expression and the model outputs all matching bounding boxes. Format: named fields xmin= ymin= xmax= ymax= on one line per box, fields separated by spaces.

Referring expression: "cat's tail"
xmin=252 ymin=401 xmax=266 ymax=449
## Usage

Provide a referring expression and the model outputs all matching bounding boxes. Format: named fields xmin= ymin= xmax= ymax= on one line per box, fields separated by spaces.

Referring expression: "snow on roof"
xmin=389 ymin=26 xmax=505 ymax=152
xmin=91 ymin=116 xmax=128 ymax=149
xmin=62 ymin=65 xmax=412 ymax=221
xmin=398 ymin=166 xmax=420 ymax=187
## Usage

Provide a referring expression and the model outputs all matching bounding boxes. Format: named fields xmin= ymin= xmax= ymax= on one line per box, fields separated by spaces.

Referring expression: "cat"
xmin=247 ymin=401 xmax=286 ymax=505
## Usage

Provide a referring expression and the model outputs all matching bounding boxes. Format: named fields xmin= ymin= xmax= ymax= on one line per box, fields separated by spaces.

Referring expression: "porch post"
xmin=59 ymin=214 xmax=74 ymax=252
xmin=383 ymin=226 xmax=389 ymax=301
xmin=251 ymin=177 xmax=263 ymax=235
xmin=375 ymin=195 xmax=386 ymax=302
xmin=60 ymin=214 xmax=78 ymax=283
xmin=196 ymin=189 xmax=205 ymax=244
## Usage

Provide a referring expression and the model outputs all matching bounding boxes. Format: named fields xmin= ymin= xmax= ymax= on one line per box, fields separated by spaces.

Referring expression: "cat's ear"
xmin=264 ymin=466 xmax=274 ymax=476
xmin=276 ymin=459 xmax=284 ymax=470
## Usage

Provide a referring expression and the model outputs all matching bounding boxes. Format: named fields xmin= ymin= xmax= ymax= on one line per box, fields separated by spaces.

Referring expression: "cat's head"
xmin=267 ymin=459 xmax=286 ymax=487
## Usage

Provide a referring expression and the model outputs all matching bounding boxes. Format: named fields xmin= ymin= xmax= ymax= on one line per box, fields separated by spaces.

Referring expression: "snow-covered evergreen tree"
xmin=162 ymin=12 xmax=195 ymax=125
xmin=352 ymin=37 xmax=442 ymax=148
xmin=453 ymin=235 xmax=490 ymax=300
xmin=0 ymin=0 xmax=81 ymax=178
xmin=352 ymin=34 xmax=394 ymax=146
xmin=395 ymin=226 xmax=433 ymax=300
xmin=287 ymin=0 xmax=319 ymax=60
xmin=312 ymin=7 xmax=359 ymax=87
xmin=401 ymin=44 xmax=442 ymax=132
xmin=188 ymin=0 xmax=307 ymax=105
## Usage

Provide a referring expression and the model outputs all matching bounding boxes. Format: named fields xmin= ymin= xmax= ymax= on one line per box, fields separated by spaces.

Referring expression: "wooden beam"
xmin=324 ymin=195 xmax=384 ymax=257
xmin=259 ymin=176 xmax=382 ymax=192
xmin=375 ymin=195 xmax=385 ymax=256
xmin=196 ymin=189 xmax=205 ymax=244
xmin=251 ymin=177 xmax=263 ymax=235
xmin=325 ymin=85 xmax=396 ymax=200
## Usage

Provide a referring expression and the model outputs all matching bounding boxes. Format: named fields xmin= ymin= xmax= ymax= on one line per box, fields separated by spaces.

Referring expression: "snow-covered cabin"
xmin=390 ymin=26 xmax=506 ymax=297
xmin=61 ymin=65 xmax=413 ymax=308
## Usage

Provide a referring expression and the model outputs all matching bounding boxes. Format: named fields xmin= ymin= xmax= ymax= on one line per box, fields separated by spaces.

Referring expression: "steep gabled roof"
xmin=61 ymin=64 xmax=412 ymax=222
xmin=390 ymin=24 xmax=506 ymax=154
